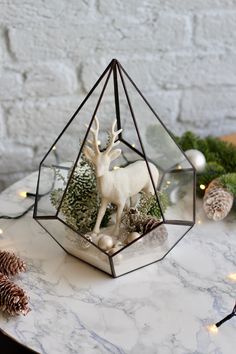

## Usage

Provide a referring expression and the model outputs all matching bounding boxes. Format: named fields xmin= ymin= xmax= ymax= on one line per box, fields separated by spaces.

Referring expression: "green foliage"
xmin=137 ymin=191 xmax=169 ymax=219
xmin=175 ymin=131 xmax=236 ymax=174
xmin=175 ymin=131 xmax=236 ymax=199
xmin=50 ymin=156 xmax=111 ymax=233
xmin=219 ymin=173 xmax=236 ymax=197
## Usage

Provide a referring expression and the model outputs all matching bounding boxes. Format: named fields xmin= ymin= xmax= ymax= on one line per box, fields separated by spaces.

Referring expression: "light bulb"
xmin=228 ymin=273 xmax=236 ymax=281
xmin=19 ymin=191 xmax=27 ymax=198
xmin=200 ymin=184 xmax=206 ymax=190
xmin=207 ymin=324 xmax=218 ymax=333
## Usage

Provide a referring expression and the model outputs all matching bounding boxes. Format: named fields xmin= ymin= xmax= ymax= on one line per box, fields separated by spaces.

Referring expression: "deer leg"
xmin=93 ymin=199 xmax=108 ymax=234
xmin=113 ymin=202 xmax=125 ymax=236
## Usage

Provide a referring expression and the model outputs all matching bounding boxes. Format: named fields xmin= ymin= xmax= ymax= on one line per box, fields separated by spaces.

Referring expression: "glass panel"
xmin=113 ymin=223 xmax=192 ymax=276
xmin=35 ymin=68 xmax=112 ymax=217
xmin=37 ymin=219 xmax=112 ymax=275
xmin=160 ymin=170 xmax=195 ymax=222
xmin=117 ymin=65 xmax=193 ymax=172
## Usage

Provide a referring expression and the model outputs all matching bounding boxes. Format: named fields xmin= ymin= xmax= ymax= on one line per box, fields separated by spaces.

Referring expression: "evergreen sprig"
xmin=50 ymin=156 xmax=111 ymax=233
xmin=175 ymin=131 xmax=236 ymax=198
xmin=219 ymin=173 xmax=236 ymax=197
xmin=137 ymin=191 xmax=169 ymax=219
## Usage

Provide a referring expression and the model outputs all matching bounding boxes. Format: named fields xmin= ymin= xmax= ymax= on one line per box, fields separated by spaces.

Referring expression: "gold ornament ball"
xmin=98 ymin=235 xmax=114 ymax=251
xmin=184 ymin=149 xmax=206 ymax=172
xmin=127 ymin=232 xmax=141 ymax=244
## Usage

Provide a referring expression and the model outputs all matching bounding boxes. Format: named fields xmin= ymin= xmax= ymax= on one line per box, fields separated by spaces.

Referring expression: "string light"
xmin=131 ymin=143 xmax=136 ymax=148
xmin=52 ymin=146 xmax=56 ymax=151
xmin=228 ymin=273 xmax=236 ymax=281
xmin=113 ymin=166 xmax=120 ymax=170
xmin=197 ymin=220 xmax=202 ymax=224
xmin=200 ymin=184 xmax=206 ymax=190
xmin=177 ymin=164 xmax=182 ymax=170
xmin=207 ymin=324 xmax=218 ymax=334
xmin=0 ymin=229 xmax=3 ymax=235
xmin=19 ymin=191 xmax=27 ymax=198
xmin=97 ymin=140 xmax=101 ymax=146
xmin=166 ymin=181 xmax=171 ymax=185
xmin=208 ymin=302 xmax=236 ymax=332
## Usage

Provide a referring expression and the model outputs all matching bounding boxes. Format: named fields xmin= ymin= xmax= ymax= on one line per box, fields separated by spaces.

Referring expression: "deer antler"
xmin=87 ymin=115 xmax=100 ymax=154
xmin=105 ymin=120 xmax=122 ymax=154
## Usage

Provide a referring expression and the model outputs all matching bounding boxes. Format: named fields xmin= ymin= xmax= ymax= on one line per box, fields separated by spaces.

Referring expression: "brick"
xmin=98 ymin=0 xmax=236 ymax=16
xmin=149 ymin=0 xmax=236 ymax=12
xmin=180 ymin=89 xmax=236 ymax=129
xmin=0 ymin=70 xmax=23 ymax=100
xmin=195 ymin=12 xmax=236 ymax=48
xmin=0 ymin=139 xmax=34 ymax=173
xmin=81 ymin=52 xmax=236 ymax=94
xmin=24 ymin=62 xmax=78 ymax=97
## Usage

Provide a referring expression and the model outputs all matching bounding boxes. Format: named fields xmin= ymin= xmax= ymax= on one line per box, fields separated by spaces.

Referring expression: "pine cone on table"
xmin=0 ymin=251 xmax=26 ymax=277
xmin=0 ymin=273 xmax=30 ymax=316
xmin=203 ymin=179 xmax=234 ymax=221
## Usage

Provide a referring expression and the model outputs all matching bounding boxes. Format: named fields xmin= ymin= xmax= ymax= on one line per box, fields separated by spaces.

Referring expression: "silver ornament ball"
xmin=184 ymin=149 xmax=206 ymax=172
xmin=98 ymin=235 xmax=114 ymax=251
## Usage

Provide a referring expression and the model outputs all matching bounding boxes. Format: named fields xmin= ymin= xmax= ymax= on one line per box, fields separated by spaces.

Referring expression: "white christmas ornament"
xmin=98 ymin=235 xmax=114 ymax=251
xmin=184 ymin=149 xmax=206 ymax=172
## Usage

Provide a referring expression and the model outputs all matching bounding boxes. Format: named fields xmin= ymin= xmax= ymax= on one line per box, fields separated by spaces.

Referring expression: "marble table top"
xmin=0 ymin=173 xmax=235 ymax=354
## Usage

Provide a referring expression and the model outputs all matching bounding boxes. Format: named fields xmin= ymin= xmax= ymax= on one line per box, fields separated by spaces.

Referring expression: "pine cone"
xmin=0 ymin=273 xmax=30 ymax=316
xmin=0 ymin=251 xmax=26 ymax=277
xmin=141 ymin=218 xmax=161 ymax=234
xmin=203 ymin=179 xmax=234 ymax=221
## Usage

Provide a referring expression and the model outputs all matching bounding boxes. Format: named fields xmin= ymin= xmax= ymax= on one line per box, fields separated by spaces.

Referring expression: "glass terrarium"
xmin=33 ymin=59 xmax=196 ymax=277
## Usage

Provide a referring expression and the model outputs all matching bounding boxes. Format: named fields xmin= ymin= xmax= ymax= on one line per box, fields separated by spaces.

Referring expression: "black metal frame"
xmin=33 ymin=59 xmax=196 ymax=278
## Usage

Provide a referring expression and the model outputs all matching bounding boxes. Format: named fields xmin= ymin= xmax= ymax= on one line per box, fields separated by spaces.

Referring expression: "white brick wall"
xmin=0 ymin=0 xmax=236 ymax=191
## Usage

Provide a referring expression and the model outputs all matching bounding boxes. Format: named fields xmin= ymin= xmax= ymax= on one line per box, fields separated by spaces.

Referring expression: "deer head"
xmin=83 ymin=116 xmax=122 ymax=177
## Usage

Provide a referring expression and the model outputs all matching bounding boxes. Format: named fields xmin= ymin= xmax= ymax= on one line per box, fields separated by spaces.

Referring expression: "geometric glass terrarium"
xmin=33 ymin=59 xmax=196 ymax=277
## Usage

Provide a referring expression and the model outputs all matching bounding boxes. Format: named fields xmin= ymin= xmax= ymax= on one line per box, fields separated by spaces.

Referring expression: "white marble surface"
xmin=0 ymin=173 xmax=235 ymax=354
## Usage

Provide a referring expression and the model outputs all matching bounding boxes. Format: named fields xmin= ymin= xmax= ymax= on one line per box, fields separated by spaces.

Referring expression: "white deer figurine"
xmin=83 ymin=116 xmax=159 ymax=236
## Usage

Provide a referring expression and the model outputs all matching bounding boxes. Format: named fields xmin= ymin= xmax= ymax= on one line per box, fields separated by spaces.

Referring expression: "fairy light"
xmin=113 ymin=166 xmax=120 ymax=170
xmin=52 ymin=145 xmax=56 ymax=151
xmin=0 ymin=229 xmax=3 ymax=235
xmin=207 ymin=324 xmax=218 ymax=334
xmin=97 ymin=140 xmax=101 ymax=146
xmin=131 ymin=143 xmax=136 ymax=148
xmin=228 ymin=273 xmax=236 ymax=281
xmin=177 ymin=164 xmax=182 ymax=170
xmin=19 ymin=191 xmax=27 ymax=198
xmin=208 ymin=302 xmax=236 ymax=332
xmin=200 ymin=184 xmax=206 ymax=190
xmin=197 ymin=220 xmax=202 ymax=224
xmin=166 ymin=181 xmax=171 ymax=185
